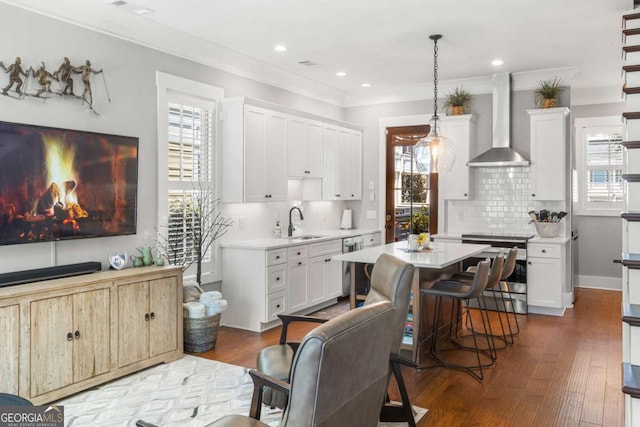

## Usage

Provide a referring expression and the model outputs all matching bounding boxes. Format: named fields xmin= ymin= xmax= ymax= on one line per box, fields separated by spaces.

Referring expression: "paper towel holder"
xmin=340 ymin=209 xmax=353 ymax=229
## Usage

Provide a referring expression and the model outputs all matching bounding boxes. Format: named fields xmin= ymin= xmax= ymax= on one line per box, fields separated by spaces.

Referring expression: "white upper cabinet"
xmin=221 ymin=99 xmax=288 ymax=203
xmin=438 ymin=114 xmax=476 ymax=200
xmin=322 ymin=124 xmax=362 ymax=200
xmin=288 ymin=116 xmax=323 ymax=178
xmin=528 ymin=108 xmax=570 ymax=201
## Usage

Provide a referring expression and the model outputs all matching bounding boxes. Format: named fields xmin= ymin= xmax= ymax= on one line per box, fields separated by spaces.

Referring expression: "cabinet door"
xmin=118 ymin=281 xmax=150 ymax=367
xmin=31 ymin=296 xmax=74 ymax=396
xmin=439 ymin=115 xmax=474 ymax=200
xmin=305 ymin=120 xmax=323 ymax=178
xmin=73 ymin=289 xmax=110 ymax=383
xmin=288 ymin=260 xmax=309 ymax=313
xmin=337 ymin=128 xmax=351 ymax=199
xmin=326 ymin=256 xmax=343 ymax=299
xmin=244 ymin=106 xmax=268 ymax=202
xmin=529 ymin=108 xmax=568 ymax=201
xmin=288 ymin=116 xmax=307 ymax=178
xmin=347 ymin=130 xmax=362 ymax=199
xmin=264 ymin=111 xmax=288 ymax=201
xmin=308 ymin=256 xmax=328 ymax=306
xmin=0 ymin=304 xmax=20 ymax=394
xmin=527 ymin=257 xmax=562 ymax=308
xmin=322 ymin=124 xmax=340 ymax=200
xmin=149 ymin=277 xmax=178 ymax=357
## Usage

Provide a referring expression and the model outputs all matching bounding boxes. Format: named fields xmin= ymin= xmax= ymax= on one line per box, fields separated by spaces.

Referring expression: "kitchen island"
xmin=333 ymin=240 xmax=489 ymax=365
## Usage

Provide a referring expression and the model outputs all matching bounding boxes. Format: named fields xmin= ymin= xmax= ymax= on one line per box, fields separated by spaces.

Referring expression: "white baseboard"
xmin=576 ymin=275 xmax=622 ymax=291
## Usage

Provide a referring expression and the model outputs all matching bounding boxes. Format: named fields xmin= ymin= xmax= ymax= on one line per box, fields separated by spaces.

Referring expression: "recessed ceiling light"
xmin=274 ymin=45 xmax=287 ymax=52
xmin=336 ymin=71 xmax=347 ymax=77
xmin=361 ymin=83 xmax=371 ymax=88
xmin=491 ymin=59 xmax=504 ymax=66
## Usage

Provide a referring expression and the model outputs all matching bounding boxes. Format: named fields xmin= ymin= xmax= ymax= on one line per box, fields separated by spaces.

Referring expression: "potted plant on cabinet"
xmin=443 ymin=86 xmax=472 ymax=115
xmin=534 ymin=77 xmax=564 ymax=108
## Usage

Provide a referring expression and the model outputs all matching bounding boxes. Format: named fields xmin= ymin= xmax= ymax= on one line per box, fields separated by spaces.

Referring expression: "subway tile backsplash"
xmin=446 ymin=167 xmax=566 ymax=234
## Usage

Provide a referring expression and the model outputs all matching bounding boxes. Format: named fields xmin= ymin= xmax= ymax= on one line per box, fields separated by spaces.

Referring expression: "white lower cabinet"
xmin=287 ymin=246 xmax=309 ymax=313
xmin=222 ymin=238 xmax=342 ymax=332
xmin=527 ymin=241 xmax=567 ymax=315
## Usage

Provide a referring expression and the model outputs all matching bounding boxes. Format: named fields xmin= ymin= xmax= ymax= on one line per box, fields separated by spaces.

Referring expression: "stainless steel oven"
xmin=461 ymin=233 xmax=532 ymax=314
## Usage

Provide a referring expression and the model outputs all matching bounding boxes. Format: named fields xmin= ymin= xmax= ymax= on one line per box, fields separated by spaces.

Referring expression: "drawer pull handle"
xmin=297 ymin=251 xmax=301 ymax=255
xmin=67 ymin=332 xmax=73 ymax=341
xmin=75 ymin=330 xmax=81 ymax=340
xmin=276 ymin=256 xmax=280 ymax=259
xmin=541 ymin=249 xmax=546 ymax=253
xmin=150 ymin=312 xmax=155 ymax=320
xmin=145 ymin=313 xmax=150 ymax=321
xmin=528 ymin=261 xmax=532 ymax=265
xmin=298 ymin=261 xmax=302 ymax=265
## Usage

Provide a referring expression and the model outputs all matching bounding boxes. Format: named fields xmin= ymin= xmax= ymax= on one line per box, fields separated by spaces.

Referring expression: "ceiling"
xmin=3 ymin=0 xmax=632 ymax=106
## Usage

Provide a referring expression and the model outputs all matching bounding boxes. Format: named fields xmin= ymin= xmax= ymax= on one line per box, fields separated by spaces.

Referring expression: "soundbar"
xmin=0 ymin=262 xmax=102 ymax=288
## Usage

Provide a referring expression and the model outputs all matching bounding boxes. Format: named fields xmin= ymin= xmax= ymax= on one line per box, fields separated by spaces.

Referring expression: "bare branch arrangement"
xmin=156 ymin=182 xmax=233 ymax=285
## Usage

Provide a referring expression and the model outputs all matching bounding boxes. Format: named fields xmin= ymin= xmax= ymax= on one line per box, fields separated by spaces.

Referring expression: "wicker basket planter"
xmin=183 ymin=312 xmax=221 ymax=353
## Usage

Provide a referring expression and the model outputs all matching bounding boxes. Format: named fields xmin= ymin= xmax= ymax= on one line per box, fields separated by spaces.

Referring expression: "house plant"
xmin=534 ymin=77 xmax=564 ymax=108
xmin=156 ymin=182 xmax=233 ymax=286
xmin=443 ymin=86 xmax=472 ymax=115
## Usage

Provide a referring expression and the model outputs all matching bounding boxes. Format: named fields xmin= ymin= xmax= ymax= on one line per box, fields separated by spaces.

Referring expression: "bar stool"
xmin=460 ymin=248 xmax=519 ymax=345
xmin=450 ymin=254 xmax=506 ymax=358
xmin=420 ymin=259 xmax=492 ymax=381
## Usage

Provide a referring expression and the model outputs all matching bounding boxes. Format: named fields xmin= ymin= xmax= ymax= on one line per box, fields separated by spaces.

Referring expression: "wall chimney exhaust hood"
xmin=467 ymin=73 xmax=529 ymax=167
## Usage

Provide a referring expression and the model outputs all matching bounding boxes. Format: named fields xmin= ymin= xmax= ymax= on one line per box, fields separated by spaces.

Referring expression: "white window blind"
xmin=156 ymin=72 xmax=224 ymax=284
xmin=575 ymin=117 xmax=624 ymax=216
xmin=166 ymin=101 xmax=214 ymax=267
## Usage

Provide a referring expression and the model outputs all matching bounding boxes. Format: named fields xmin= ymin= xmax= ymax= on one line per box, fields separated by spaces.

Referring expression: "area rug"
xmin=55 ymin=355 xmax=427 ymax=427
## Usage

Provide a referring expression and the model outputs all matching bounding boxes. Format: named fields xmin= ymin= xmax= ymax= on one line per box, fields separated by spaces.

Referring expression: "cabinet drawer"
xmin=266 ymin=290 xmax=287 ymax=322
xmin=288 ymin=245 xmax=308 ymax=261
xmin=267 ymin=266 xmax=287 ymax=294
xmin=528 ymin=243 xmax=560 ymax=259
xmin=266 ymin=249 xmax=287 ymax=266
xmin=362 ymin=233 xmax=381 ymax=247
xmin=309 ymin=239 xmax=342 ymax=257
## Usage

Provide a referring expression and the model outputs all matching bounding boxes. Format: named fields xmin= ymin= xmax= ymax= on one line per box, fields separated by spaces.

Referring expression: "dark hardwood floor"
xmin=196 ymin=287 xmax=623 ymax=427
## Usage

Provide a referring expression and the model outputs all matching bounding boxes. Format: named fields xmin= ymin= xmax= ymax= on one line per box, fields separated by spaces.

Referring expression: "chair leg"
xmin=380 ymin=361 xmax=416 ymax=427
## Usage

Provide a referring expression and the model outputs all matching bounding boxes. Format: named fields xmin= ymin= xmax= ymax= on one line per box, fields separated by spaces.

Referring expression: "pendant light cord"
xmin=430 ymin=34 xmax=442 ymax=135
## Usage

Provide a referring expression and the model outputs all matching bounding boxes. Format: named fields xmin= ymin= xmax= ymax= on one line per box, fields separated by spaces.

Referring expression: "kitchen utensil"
xmin=539 ymin=210 xmax=549 ymax=222
xmin=528 ymin=210 xmax=538 ymax=221
xmin=557 ymin=212 xmax=568 ymax=221
xmin=550 ymin=212 xmax=558 ymax=222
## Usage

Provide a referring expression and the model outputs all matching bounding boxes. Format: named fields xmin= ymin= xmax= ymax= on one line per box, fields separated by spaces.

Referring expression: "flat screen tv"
xmin=0 ymin=121 xmax=138 ymax=246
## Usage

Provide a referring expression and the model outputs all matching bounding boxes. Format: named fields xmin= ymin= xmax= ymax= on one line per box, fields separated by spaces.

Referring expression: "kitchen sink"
xmin=290 ymin=235 xmax=327 ymax=241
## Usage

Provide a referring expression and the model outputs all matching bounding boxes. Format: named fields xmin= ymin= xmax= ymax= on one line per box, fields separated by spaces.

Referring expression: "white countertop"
xmin=529 ymin=236 xmax=571 ymax=244
xmin=220 ymin=228 xmax=382 ymax=250
xmin=332 ymin=241 xmax=490 ymax=269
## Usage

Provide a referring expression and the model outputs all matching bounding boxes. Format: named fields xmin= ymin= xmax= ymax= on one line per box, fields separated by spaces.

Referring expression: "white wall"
xmin=0 ymin=3 xmax=345 ymax=273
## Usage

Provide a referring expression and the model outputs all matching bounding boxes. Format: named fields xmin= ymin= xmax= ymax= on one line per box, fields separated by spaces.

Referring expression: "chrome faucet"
xmin=288 ymin=207 xmax=304 ymax=237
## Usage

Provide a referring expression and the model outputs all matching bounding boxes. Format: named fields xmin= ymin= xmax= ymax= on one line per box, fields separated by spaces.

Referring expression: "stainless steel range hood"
xmin=467 ymin=73 xmax=529 ymax=167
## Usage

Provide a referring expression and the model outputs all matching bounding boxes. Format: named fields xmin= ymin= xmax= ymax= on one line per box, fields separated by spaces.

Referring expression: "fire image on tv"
xmin=0 ymin=121 xmax=138 ymax=246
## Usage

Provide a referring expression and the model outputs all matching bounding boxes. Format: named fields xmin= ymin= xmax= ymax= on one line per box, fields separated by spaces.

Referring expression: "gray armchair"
xmin=256 ymin=253 xmax=415 ymax=425
xmin=208 ymin=300 xmax=396 ymax=427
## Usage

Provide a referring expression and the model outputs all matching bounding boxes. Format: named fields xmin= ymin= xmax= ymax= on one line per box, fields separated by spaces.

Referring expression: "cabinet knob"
xmin=276 ymin=255 xmax=280 ymax=259
xmin=297 ymin=251 xmax=301 ymax=255
xmin=298 ymin=261 xmax=302 ymax=265
xmin=528 ymin=261 xmax=532 ymax=265
xmin=276 ymin=277 xmax=280 ymax=281
xmin=532 ymin=193 xmax=536 ymax=197
xmin=67 ymin=332 xmax=73 ymax=341
xmin=75 ymin=330 xmax=81 ymax=340
xmin=145 ymin=313 xmax=150 ymax=321
xmin=325 ymin=258 xmax=330 ymax=262
xmin=464 ymin=193 xmax=468 ymax=197
xmin=276 ymin=304 xmax=281 ymax=309
xmin=541 ymin=249 xmax=546 ymax=253
xmin=150 ymin=312 xmax=155 ymax=320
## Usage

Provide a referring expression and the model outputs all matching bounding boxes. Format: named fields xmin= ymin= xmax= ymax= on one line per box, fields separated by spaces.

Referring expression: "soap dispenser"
xmin=274 ymin=220 xmax=282 ymax=238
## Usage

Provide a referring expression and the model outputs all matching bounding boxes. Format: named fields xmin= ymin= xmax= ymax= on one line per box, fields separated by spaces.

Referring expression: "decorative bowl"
xmin=534 ymin=222 xmax=560 ymax=238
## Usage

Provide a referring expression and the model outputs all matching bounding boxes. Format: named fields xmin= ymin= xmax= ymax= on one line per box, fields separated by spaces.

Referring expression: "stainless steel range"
xmin=461 ymin=232 xmax=534 ymax=314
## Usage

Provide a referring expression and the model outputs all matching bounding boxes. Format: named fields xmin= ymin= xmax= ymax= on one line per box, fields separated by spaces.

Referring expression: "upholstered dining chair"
xmin=256 ymin=253 xmax=415 ymax=425
xmin=209 ymin=301 xmax=397 ymax=427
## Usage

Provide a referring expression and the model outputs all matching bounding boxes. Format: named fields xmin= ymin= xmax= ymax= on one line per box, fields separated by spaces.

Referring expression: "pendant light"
xmin=414 ymin=34 xmax=456 ymax=174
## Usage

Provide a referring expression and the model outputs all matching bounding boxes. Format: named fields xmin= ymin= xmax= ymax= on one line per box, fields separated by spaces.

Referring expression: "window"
xmin=157 ymin=73 xmax=224 ymax=284
xmin=575 ymin=116 xmax=624 ymax=216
